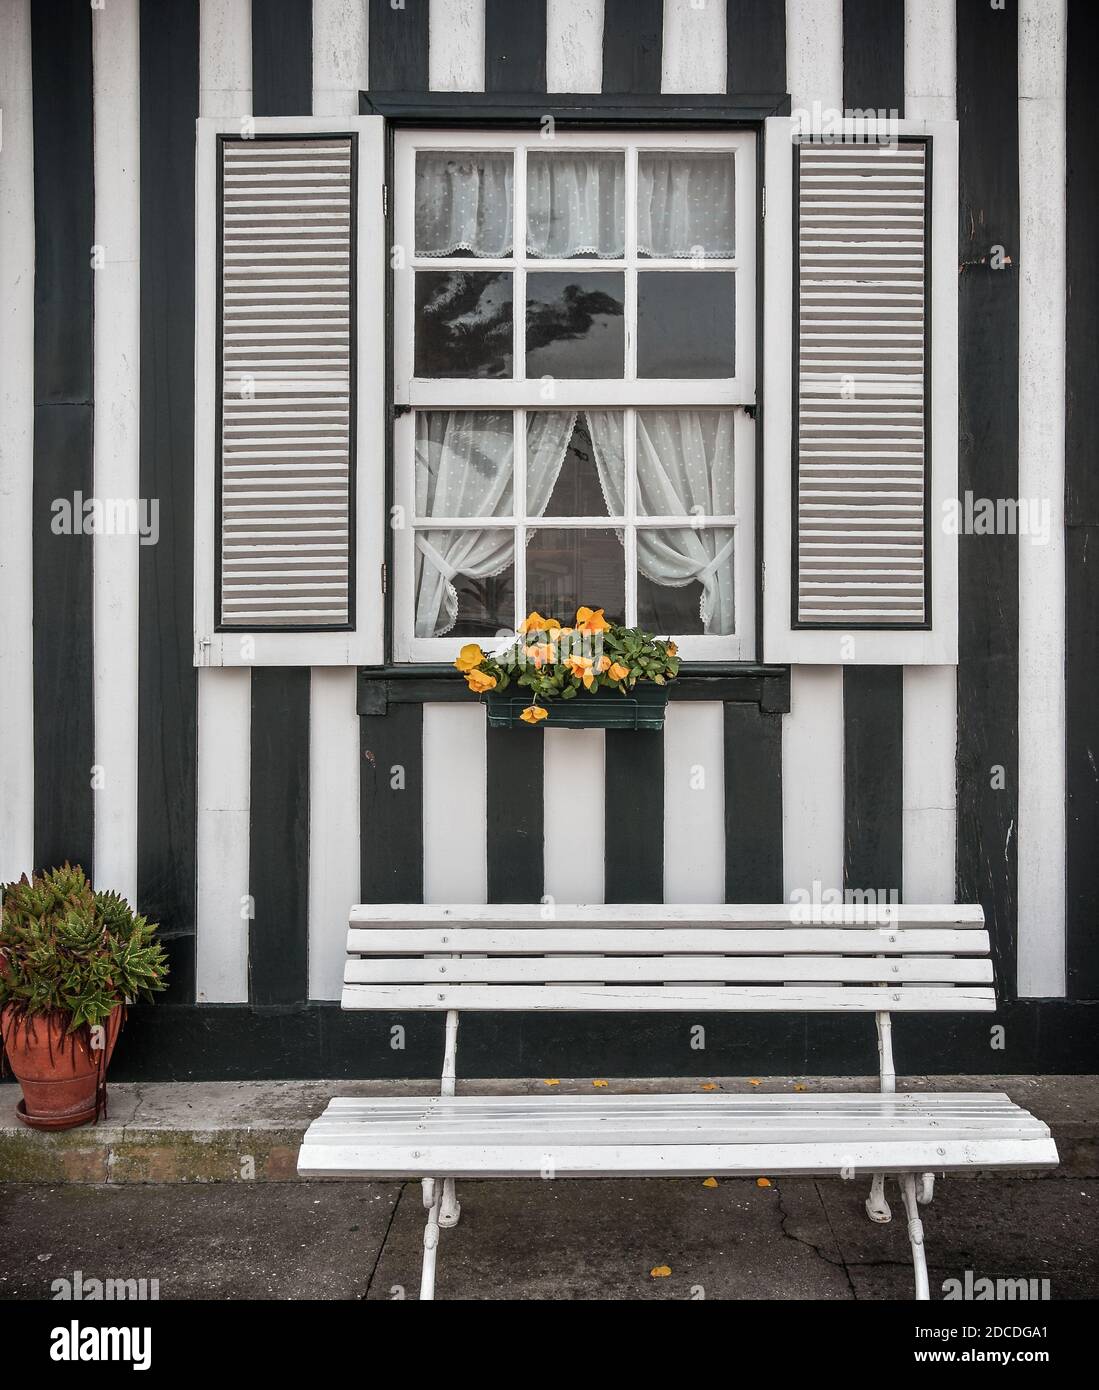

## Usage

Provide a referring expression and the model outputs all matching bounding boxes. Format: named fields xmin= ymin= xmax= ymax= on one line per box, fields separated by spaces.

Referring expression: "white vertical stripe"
xmin=662 ymin=0 xmax=726 ymax=94
xmin=904 ymin=0 xmax=956 ymax=121
xmin=429 ymin=0 xmax=485 ymax=92
xmin=902 ymin=666 xmax=956 ymax=903
xmin=786 ymin=0 xmax=842 ymax=116
xmin=664 ymin=703 xmax=724 ymax=902
xmin=199 ymin=0 xmax=252 ymax=117
xmin=313 ymin=0 xmax=369 ymax=117
xmin=783 ymin=667 xmax=844 ymax=899
xmin=423 ymin=704 xmax=487 ymax=902
xmin=308 ymin=669 xmax=361 ymax=999
xmin=1017 ymin=0 xmax=1066 ymax=997
xmin=195 ymin=670 xmax=251 ymax=1002
xmin=546 ymin=0 xmax=603 ymax=93
xmin=91 ymin=0 xmax=141 ymax=903
xmin=544 ymin=728 xmax=605 ymax=903
xmin=196 ymin=1 xmax=252 ymax=999
xmin=0 ymin=0 xmax=35 ymax=881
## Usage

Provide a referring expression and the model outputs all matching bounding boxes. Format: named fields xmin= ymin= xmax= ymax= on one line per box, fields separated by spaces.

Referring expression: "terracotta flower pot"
xmin=1 ymin=1004 xmax=123 ymax=1130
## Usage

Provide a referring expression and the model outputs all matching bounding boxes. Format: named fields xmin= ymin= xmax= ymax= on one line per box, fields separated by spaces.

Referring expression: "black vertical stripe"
xmin=602 ymin=0 xmax=663 ymax=95
xmin=487 ymin=729 xmax=544 ymax=902
xmin=726 ymin=0 xmax=787 ymax=96
xmin=252 ymin=0 xmax=313 ymax=116
xmin=1066 ymin=0 xmax=1099 ymax=998
xmin=360 ymin=704 xmax=424 ymax=903
xmin=369 ymin=0 xmax=429 ymax=91
xmin=956 ymin=0 xmax=1019 ymax=995
xmin=485 ymin=0 xmax=547 ymax=93
xmin=138 ymin=0 xmax=199 ymax=1001
xmin=248 ymin=670 xmax=310 ymax=1003
xmin=30 ymin=0 xmax=95 ymax=877
xmin=724 ymin=703 xmax=783 ymax=901
xmin=842 ymin=668 xmax=903 ymax=897
xmin=605 ymin=731 xmax=663 ymax=901
xmin=842 ymin=0 xmax=905 ymax=116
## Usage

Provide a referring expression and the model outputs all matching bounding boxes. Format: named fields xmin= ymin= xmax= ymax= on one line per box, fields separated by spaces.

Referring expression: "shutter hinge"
xmin=762 ymin=186 xmax=766 ymax=218
xmin=382 ymin=183 xmax=388 ymax=216
xmin=381 ymin=562 xmax=387 ymax=595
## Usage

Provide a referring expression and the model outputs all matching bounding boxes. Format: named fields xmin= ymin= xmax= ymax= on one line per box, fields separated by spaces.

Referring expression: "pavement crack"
xmin=362 ymin=1182 xmax=407 ymax=1302
xmin=771 ymin=1181 xmax=856 ymax=1286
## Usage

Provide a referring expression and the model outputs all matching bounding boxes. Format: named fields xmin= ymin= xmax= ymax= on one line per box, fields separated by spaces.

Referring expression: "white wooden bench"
xmin=297 ymin=904 xmax=1058 ymax=1300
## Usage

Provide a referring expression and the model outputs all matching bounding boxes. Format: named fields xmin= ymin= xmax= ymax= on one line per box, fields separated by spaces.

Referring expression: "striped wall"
xmin=0 ymin=0 xmax=1090 ymax=1071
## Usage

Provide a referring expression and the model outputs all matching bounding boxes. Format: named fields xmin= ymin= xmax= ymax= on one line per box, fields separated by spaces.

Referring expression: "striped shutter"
xmin=762 ymin=118 xmax=957 ymax=666
xmin=794 ymin=139 xmax=929 ymax=628
xmin=218 ymin=135 xmax=354 ymax=629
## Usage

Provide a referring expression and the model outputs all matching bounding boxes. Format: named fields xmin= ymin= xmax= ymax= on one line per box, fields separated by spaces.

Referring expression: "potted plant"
xmin=0 ymin=865 xmax=168 ymax=1130
xmin=455 ymin=605 xmax=679 ymax=730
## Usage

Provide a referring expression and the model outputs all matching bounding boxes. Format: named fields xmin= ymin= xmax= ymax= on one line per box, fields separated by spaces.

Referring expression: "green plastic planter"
xmin=485 ymin=683 xmax=670 ymax=731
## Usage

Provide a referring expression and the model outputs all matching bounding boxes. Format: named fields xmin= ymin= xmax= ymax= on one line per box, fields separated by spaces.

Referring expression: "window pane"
xmin=415 ymin=411 xmax=514 ymax=518
xmin=637 ymin=526 xmax=735 ymax=636
xmin=414 ymin=527 xmax=514 ymax=639
xmin=636 ymin=410 xmax=735 ymax=517
xmin=529 ymin=413 xmax=623 ymax=519
xmin=637 ymin=152 xmax=735 ymax=259
xmin=415 ymin=271 xmax=513 ymax=378
xmin=525 ymin=528 xmax=624 ymax=627
xmin=526 ymin=152 xmax=625 ymax=259
xmin=637 ymin=271 xmax=735 ymax=378
xmin=415 ymin=152 xmax=513 ymax=258
xmin=526 ymin=272 xmax=624 ymax=379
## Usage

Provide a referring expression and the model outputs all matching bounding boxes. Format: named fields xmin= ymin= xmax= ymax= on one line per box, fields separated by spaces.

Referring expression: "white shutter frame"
xmin=194 ymin=115 xmax=386 ymax=667
xmin=762 ymin=117 xmax=958 ymax=665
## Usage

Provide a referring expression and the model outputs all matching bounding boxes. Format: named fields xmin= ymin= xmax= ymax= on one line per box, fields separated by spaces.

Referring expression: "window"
xmin=392 ymin=130 xmax=757 ymax=662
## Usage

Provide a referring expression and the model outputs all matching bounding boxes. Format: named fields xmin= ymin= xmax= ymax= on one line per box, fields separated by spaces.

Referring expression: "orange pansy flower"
xmin=465 ymin=668 xmax=497 ymax=694
xmin=453 ymin=643 xmax=485 ymax=673
xmin=520 ymin=705 xmax=548 ymax=724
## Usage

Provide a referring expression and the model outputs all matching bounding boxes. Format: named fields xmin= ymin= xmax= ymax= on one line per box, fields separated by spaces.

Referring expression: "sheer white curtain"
xmin=414 ymin=411 xmax=578 ymax=637
xmin=526 ymin=153 xmax=625 ymax=259
xmin=637 ymin=152 xmax=736 ymax=259
xmin=415 ymin=152 xmax=513 ymax=258
xmin=586 ymin=409 xmax=737 ymax=636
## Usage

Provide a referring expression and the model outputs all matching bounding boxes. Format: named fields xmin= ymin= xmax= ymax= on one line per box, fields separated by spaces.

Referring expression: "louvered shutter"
xmin=194 ymin=117 xmax=385 ymax=666
xmin=762 ymin=118 xmax=958 ymax=665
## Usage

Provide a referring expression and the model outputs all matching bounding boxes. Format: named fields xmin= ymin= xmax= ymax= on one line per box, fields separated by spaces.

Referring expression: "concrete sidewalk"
xmin=1 ymin=1074 xmax=1096 ymax=1183
xmin=0 ymin=1176 xmax=1094 ymax=1300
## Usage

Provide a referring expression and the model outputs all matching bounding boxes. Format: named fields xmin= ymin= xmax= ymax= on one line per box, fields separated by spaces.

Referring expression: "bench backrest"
xmin=342 ymin=904 xmax=993 ymax=1014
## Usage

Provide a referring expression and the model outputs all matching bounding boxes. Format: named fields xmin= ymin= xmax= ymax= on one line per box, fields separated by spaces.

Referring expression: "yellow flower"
xmin=520 ymin=705 xmax=548 ymax=724
xmin=666 ymin=641 xmax=678 ymax=657
xmin=522 ymin=642 xmax=556 ymax=669
xmin=597 ymin=654 xmax=611 ymax=673
xmin=565 ymin=654 xmax=597 ymax=690
xmin=575 ymin=605 xmax=611 ymax=634
xmin=465 ymin=668 xmax=497 ymax=694
xmin=453 ymin=643 xmax=485 ymax=673
xmin=519 ymin=611 xmax=560 ymax=634
xmin=608 ymin=661 xmax=630 ymax=682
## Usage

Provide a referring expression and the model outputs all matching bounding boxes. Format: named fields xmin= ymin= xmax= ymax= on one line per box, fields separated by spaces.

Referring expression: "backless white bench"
xmin=297 ymin=904 xmax=1058 ymax=1300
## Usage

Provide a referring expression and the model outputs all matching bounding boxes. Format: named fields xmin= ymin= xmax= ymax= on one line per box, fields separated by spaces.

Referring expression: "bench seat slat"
xmin=349 ymin=904 xmax=987 ymax=927
xmin=340 ymin=983 xmax=998 ymax=1012
xmin=345 ymin=928 xmax=992 ymax=956
xmin=345 ymin=956 xmax=994 ymax=985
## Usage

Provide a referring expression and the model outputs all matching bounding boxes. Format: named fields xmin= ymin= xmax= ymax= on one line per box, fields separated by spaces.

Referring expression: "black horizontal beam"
xmin=360 ymin=90 xmax=791 ymax=125
xmin=357 ymin=664 xmax=791 ymax=715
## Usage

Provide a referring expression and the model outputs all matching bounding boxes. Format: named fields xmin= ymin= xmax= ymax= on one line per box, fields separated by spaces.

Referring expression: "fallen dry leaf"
xmin=702 ymin=1177 xmax=719 ymax=1188
xmin=650 ymin=1265 xmax=672 ymax=1278
xmin=592 ymin=1079 xmax=608 ymax=1088
xmin=794 ymin=1083 xmax=807 ymax=1092
xmin=756 ymin=1177 xmax=772 ymax=1188
xmin=748 ymin=1078 xmax=761 ymax=1088
xmin=543 ymin=1078 xmax=560 ymax=1087
xmin=700 ymin=1082 xmax=719 ymax=1092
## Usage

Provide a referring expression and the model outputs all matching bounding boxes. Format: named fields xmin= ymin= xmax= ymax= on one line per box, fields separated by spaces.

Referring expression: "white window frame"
xmin=761 ymin=115 xmax=959 ymax=665
xmin=193 ymin=115 xmax=387 ymax=668
xmin=392 ymin=127 xmax=757 ymax=664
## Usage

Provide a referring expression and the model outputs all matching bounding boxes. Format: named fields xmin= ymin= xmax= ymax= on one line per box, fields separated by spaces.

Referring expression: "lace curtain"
xmin=415 ymin=409 xmax=736 ymax=639
xmin=526 ymin=153 xmax=625 ymax=258
xmin=637 ymin=152 xmax=736 ymax=259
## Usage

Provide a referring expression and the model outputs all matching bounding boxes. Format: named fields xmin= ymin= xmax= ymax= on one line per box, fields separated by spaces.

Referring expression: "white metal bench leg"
xmin=439 ymin=1176 xmax=461 ymax=1227
xmin=917 ymin=1172 xmax=935 ymax=1205
xmin=420 ymin=1177 xmax=443 ymax=1301
xmin=865 ymin=1172 xmax=892 ymax=1223
xmin=900 ymin=1173 xmax=930 ymax=1301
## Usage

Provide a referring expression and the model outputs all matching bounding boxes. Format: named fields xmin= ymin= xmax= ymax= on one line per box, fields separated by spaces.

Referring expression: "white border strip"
xmin=314 ymin=0 xmax=369 ymax=117
xmin=546 ymin=0 xmax=603 ymax=93
xmin=429 ymin=0 xmax=485 ymax=92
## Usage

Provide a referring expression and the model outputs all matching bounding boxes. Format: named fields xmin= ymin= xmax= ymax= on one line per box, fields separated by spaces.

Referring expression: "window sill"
xmin=357 ymin=662 xmax=790 ymax=716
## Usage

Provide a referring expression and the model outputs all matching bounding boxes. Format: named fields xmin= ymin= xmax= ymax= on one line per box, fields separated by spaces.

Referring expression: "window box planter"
xmin=486 ymin=683 xmax=670 ymax=731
